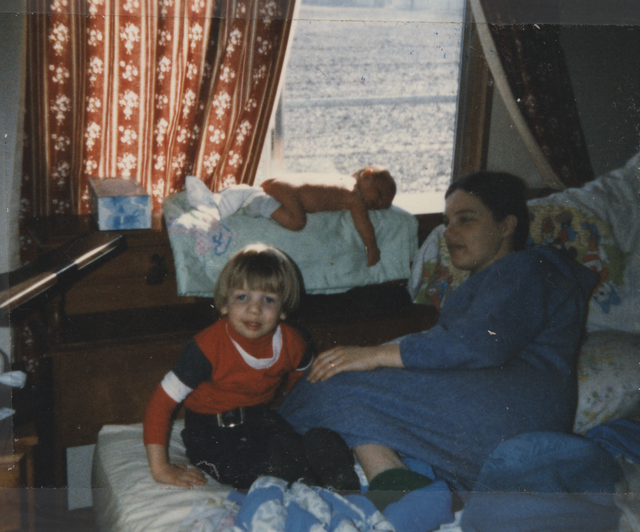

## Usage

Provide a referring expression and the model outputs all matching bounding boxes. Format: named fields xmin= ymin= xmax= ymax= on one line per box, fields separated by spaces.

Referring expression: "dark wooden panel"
xmin=294 ymin=305 xmax=438 ymax=353
xmin=64 ymin=274 xmax=187 ymax=314
xmin=51 ymin=333 xmax=188 ymax=450
xmin=415 ymin=213 xmax=444 ymax=247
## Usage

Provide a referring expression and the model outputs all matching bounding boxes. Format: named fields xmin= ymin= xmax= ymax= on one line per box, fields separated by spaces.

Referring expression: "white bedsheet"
xmin=92 ymin=421 xmax=234 ymax=532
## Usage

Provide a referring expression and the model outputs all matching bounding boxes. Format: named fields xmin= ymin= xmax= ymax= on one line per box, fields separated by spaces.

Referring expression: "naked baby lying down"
xmin=185 ymin=167 xmax=396 ymax=267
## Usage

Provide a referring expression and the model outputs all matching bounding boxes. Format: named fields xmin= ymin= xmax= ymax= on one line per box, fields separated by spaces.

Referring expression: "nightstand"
xmin=0 ymin=423 xmax=38 ymax=532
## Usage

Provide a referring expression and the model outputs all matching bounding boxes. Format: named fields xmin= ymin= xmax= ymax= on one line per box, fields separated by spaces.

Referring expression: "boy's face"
xmin=357 ymin=173 xmax=394 ymax=210
xmin=221 ymin=283 xmax=286 ymax=340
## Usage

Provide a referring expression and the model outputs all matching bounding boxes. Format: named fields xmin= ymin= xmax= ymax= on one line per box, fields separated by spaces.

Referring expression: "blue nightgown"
xmin=279 ymin=246 xmax=599 ymax=490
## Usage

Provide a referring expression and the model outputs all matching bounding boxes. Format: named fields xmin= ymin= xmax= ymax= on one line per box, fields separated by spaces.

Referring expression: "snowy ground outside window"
xmin=257 ymin=0 xmax=464 ymax=208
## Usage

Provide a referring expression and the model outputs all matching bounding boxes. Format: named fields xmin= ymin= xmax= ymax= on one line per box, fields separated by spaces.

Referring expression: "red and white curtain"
xmin=20 ymin=0 xmax=295 ymax=236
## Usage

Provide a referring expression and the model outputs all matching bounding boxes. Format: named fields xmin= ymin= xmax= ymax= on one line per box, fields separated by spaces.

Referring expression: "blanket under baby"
xmin=163 ymin=190 xmax=418 ymax=297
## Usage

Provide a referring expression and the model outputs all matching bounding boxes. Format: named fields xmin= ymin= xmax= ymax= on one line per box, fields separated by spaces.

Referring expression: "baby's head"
xmin=214 ymin=244 xmax=301 ymax=338
xmin=353 ymin=166 xmax=396 ymax=210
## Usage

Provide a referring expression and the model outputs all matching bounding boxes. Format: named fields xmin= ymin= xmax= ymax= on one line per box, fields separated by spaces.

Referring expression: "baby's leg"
xmin=260 ymin=179 xmax=307 ymax=231
xmin=270 ymin=205 xmax=307 ymax=231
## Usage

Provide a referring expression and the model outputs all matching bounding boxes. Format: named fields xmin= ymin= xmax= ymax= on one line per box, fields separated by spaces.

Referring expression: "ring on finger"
xmin=330 ymin=362 xmax=336 ymax=368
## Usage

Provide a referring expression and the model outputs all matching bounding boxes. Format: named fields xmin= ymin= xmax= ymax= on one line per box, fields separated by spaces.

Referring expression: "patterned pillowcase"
xmin=528 ymin=204 xmax=626 ymax=314
xmin=413 ymin=204 xmax=626 ymax=314
xmin=574 ymin=332 xmax=640 ymax=434
xmin=412 ymin=225 xmax=469 ymax=310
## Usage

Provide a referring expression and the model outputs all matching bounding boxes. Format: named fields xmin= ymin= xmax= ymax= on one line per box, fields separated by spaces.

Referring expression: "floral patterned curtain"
xmin=479 ymin=0 xmax=595 ymax=188
xmin=20 ymin=0 xmax=295 ymax=247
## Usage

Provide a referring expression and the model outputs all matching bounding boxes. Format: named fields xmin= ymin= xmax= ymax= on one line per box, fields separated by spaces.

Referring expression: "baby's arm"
xmin=349 ymin=202 xmax=381 ymax=267
xmin=260 ymin=179 xmax=307 ymax=231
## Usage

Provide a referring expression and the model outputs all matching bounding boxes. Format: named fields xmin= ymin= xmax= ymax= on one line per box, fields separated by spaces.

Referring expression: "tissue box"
xmin=89 ymin=178 xmax=152 ymax=230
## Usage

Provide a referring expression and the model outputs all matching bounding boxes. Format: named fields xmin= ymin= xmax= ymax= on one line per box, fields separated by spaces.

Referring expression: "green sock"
xmin=368 ymin=467 xmax=433 ymax=492
xmin=366 ymin=468 xmax=433 ymax=511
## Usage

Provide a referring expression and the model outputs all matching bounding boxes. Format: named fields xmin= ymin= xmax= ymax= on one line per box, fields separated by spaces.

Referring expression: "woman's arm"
xmin=400 ymin=250 xmax=583 ymax=371
xmin=307 ymin=342 xmax=403 ymax=383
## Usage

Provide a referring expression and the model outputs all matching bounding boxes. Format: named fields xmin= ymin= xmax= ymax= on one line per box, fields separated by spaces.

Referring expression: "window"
xmin=256 ymin=0 xmax=466 ymax=213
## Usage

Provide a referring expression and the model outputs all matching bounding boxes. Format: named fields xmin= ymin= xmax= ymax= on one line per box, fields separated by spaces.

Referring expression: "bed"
xmin=93 ymin=420 xmax=467 ymax=532
xmin=92 ymin=155 xmax=640 ymax=531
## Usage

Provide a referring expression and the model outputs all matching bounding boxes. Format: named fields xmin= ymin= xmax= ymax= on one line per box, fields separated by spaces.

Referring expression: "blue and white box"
xmin=89 ymin=177 xmax=152 ymax=230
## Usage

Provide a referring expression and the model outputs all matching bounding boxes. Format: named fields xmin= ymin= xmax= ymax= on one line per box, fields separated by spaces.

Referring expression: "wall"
xmin=0 ymin=4 xmax=26 ymax=363
xmin=561 ymin=25 xmax=640 ymax=177
xmin=485 ymin=14 xmax=640 ymax=184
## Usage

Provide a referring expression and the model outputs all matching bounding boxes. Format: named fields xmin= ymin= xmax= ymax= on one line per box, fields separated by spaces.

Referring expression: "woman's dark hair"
xmin=445 ymin=171 xmax=530 ymax=251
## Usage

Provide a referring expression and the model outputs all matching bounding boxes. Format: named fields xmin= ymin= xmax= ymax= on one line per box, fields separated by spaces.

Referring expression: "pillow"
xmin=574 ymin=332 xmax=640 ymax=434
xmin=409 ymin=202 xmax=629 ymax=329
xmin=410 ymin=225 xmax=467 ymax=310
xmin=527 ymin=203 xmax=626 ymax=287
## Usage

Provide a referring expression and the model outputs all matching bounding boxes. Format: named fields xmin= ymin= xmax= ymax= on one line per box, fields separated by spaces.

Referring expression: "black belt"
xmin=216 ymin=407 xmax=245 ymax=428
xmin=187 ymin=405 xmax=267 ymax=429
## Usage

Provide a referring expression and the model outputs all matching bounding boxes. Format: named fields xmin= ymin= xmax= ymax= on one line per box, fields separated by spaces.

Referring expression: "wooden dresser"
xmin=0 ymin=424 xmax=38 ymax=532
xmin=22 ymin=215 xmax=439 ymax=488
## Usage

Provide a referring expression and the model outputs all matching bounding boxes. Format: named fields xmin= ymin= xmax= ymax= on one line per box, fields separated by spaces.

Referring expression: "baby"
xmin=186 ymin=166 xmax=396 ymax=267
xmin=260 ymin=166 xmax=396 ymax=267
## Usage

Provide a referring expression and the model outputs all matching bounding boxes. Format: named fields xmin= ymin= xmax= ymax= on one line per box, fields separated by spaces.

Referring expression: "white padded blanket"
xmin=163 ymin=192 xmax=418 ymax=297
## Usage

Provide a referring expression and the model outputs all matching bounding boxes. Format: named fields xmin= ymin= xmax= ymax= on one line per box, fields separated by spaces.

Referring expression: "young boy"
xmin=143 ymin=244 xmax=315 ymax=489
xmin=186 ymin=166 xmax=396 ymax=267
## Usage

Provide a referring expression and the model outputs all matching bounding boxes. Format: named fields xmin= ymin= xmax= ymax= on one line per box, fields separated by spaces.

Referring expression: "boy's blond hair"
xmin=214 ymin=244 xmax=301 ymax=316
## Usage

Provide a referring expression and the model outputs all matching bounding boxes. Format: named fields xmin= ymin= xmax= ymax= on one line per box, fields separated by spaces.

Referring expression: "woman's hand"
xmin=146 ymin=444 xmax=207 ymax=488
xmin=307 ymin=343 xmax=403 ymax=383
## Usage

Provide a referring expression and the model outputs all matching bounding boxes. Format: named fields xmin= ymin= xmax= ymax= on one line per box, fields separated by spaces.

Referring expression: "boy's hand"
xmin=146 ymin=443 xmax=207 ymax=488
xmin=151 ymin=461 xmax=207 ymax=488
xmin=366 ymin=246 xmax=381 ymax=267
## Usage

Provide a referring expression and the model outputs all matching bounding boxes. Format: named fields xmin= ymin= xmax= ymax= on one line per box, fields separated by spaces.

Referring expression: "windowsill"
xmin=393 ymin=192 xmax=445 ymax=215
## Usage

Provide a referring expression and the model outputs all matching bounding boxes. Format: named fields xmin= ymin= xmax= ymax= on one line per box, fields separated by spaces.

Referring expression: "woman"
xmin=279 ymin=172 xmax=598 ymax=516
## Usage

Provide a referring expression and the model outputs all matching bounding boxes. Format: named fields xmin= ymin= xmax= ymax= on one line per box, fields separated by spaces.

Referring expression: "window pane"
xmin=279 ymin=1 xmax=464 ymax=196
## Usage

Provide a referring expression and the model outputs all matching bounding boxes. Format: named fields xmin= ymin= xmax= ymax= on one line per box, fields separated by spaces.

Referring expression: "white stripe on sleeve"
xmin=296 ymin=355 xmax=313 ymax=372
xmin=160 ymin=371 xmax=193 ymax=403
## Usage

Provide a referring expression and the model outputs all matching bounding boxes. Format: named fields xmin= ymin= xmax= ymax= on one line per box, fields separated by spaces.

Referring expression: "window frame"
xmin=258 ymin=1 xmax=492 ymax=214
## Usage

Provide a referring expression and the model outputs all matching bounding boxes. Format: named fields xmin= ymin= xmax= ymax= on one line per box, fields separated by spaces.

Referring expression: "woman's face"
xmin=443 ymin=190 xmax=516 ymax=275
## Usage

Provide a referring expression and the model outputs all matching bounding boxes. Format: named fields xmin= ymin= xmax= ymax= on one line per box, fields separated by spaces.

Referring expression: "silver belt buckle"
xmin=216 ymin=407 xmax=245 ymax=428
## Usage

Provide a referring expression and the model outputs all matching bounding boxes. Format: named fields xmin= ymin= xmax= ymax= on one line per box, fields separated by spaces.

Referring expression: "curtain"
xmin=20 ymin=0 xmax=294 ymax=245
xmin=476 ymin=0 xmax=595 ymax=188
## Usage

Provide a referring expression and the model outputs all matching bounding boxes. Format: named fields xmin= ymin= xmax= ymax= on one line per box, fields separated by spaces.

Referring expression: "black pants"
xmin=182 ymin=405 xmax=298 ymax=489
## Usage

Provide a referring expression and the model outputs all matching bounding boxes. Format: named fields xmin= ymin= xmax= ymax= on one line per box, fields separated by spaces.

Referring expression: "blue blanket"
xmin=180 ymin=475 xmax=455 ymax=532
xmin=460 ymin=431 xmax=623 ymax=532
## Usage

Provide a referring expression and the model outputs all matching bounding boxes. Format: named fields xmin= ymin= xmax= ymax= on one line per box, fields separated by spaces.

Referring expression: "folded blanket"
xmin=180 ymin=477 xmax=394 ymax=532
xmin=180 ymin=475 xmax=457 ymax=532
